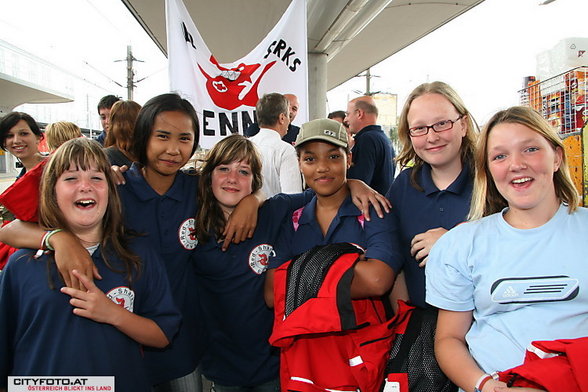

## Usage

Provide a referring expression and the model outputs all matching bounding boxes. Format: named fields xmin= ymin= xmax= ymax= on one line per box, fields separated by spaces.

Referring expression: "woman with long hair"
xmin=427 ymin=106 xmax=588 ymax=392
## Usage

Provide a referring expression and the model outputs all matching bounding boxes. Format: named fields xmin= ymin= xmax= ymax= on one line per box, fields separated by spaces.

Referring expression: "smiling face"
xmin=4 ymin=119 xmax=41 ymax=161
xmin=55 ymin=163 xmax=108 ymax=240
xmin=487 ymin=122 xmax=562 ymax=219
xmin=407 ymin=93 xmax=466 ymax=173
xmin=144 ymin=110 xmax=195 ymax=179
xmin=211 ymin=160 xmax=254 ymax=216
xmin=298 ymin=141 xmax=351 ymax=198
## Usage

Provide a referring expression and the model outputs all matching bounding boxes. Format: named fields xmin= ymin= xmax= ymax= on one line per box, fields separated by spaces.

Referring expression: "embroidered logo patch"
xmin=178 ymin=218 xmax=198 ymax=250
xmin=249 ymin=243 xmax=275 ymax=275
xmin=106 ymin=286 xmax=135 ymax=312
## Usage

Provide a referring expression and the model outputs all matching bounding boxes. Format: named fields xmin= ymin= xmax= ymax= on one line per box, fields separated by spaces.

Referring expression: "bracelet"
xmin=43 ymin=229 xmax=63 ymax=251
xmin=474 ymin=374 xmax=493 ymax=392
xmin=40 ymin=231 xmax=52 ymax=251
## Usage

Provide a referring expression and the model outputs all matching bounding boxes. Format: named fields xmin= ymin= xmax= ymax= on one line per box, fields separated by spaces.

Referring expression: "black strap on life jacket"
xmin=284 ymin=242 xmax=363 ymax=317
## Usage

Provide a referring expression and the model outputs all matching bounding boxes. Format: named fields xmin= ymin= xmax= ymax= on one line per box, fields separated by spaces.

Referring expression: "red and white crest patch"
xmin=106 ymin=286 xmax=135 ymax=312
xmin=248 ymin=244 xmax=275 ymax=275
xmin=179 ymin=218 xmax=198 ymax=250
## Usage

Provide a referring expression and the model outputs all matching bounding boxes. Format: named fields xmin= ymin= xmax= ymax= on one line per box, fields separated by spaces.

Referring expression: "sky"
xmin=327 ymin=0 xmax=588 ymax=124
xmin=1 ymin=0 xmax=587 ymax=125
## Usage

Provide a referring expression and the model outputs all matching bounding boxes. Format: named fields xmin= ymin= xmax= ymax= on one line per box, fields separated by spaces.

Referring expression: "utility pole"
xmin=115 ymin=45 xmax=143 ymax=100
xmin=365 ymin=68 xmax=372 ymax=96
xmin=354 ymin=67 xmax=380 ymax=96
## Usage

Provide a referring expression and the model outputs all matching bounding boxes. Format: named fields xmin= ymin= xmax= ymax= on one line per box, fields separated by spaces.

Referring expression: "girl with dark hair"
xmin=0 ymin=138 xmax=180 ymax=392
xmin=0 ymin=111 xmax=44 ymax=178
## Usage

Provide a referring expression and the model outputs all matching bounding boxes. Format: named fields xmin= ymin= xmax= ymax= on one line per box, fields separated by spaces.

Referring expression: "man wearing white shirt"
xmin=250 ymin=93 xmax=302 ymax=197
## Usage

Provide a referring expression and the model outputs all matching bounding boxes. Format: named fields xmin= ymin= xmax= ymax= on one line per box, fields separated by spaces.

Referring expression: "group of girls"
xmin=0 ymin=79 xmax=587 ymax=392
xmin=0 ymin=93 xmax=387 ymax=392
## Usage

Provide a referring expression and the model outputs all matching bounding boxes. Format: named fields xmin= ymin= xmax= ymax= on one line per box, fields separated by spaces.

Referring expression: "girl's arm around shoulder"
xmin=348 ymin=179 xmax=391 ymax=221
xmin=221 ymin=189 xmax=265 ymax=250
xmin=0 ymin=220 xmax=99 ymax=290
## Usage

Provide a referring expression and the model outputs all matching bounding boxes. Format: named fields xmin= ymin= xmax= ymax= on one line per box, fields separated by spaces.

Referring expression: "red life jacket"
xmin=497 ymin=337 xmax=588 ymax=391
xmin=269 ymin=243 xmax=393 ymax=392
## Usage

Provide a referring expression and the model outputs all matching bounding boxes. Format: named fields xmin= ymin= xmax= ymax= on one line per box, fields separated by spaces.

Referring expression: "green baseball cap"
xmin=295 ymin=118 xmax=348 ymax=149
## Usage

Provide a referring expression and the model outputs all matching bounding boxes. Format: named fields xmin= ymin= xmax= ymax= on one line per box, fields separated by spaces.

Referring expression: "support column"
xmin=307 ymin=52 xmax=328 ymax=120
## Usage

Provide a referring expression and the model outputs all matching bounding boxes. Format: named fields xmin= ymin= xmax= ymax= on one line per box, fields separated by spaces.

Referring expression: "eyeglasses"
xmin=408 ymin=115 xmax=464 ymax=137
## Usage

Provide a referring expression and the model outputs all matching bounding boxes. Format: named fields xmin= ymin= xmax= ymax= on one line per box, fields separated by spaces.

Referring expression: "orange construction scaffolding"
xmin=520 ymin=66 xmax=588 ymax=205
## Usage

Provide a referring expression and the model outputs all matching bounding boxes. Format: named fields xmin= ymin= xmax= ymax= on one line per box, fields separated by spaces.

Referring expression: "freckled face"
xmin=407 ymin=93 xmax=466 ymax=171
xmin=55 ymin=163 xmax=108 ymax=238
xmin=487 ymin=122 xmax=562 ymax=215
xmin=211 ymin=160 xmax=254 ymax=215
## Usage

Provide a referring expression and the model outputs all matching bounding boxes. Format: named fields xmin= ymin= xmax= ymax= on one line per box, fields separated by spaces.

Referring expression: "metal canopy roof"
xmin=0 ymin=73 xmax=73 ymax=115
xmin=121 ymin=0 xmax=484 ymax=90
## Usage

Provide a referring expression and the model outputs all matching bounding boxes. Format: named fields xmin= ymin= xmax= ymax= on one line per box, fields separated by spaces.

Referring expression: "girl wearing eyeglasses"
xmin=386 ymin=81 xmax=478 ymax=310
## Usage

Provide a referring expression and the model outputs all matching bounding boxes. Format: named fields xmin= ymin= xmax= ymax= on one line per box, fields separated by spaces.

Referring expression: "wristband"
xmin=40 ymin=231 xmax=52 ymax=251
xmin=474 ymin=374 xmax=492 ymax=392
xmin=43 ymin=229 xmax=63 ymax=251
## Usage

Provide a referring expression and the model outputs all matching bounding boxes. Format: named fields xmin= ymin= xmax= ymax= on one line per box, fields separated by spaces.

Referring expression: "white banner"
xmin=166 ymin=0 xmax=308 ymax=149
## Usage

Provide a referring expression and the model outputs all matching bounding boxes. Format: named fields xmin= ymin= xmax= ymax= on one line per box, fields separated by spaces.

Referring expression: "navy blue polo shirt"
xmin=193 ymin=192 xmax=309 ymax=387
xmin=347 ymin=125 xmax=396 ymax=195
xmin=386 ymin=163 xmax=473 ymax=308
xmin=269 ymin=195 xmax=397 ymax=270
xmin=119 ymin=164 xmax=203 ymax=384
xmin=0 ymin=239 xmax=180 ymax=391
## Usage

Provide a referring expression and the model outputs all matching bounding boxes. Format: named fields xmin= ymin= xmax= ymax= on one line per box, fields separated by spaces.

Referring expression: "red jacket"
xmin=269 ymin=243 xmax=393 ymax=392
xmin=498 ymin=337 xmax=588 ymax=391
xmin=0 ymin=160 xmax=45 ymax=269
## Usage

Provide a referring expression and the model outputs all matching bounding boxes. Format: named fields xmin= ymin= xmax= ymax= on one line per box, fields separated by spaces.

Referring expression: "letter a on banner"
xmin=165 ymin=0 xmax=308 ymax=149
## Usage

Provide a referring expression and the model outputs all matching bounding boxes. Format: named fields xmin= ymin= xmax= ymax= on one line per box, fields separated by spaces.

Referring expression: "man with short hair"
xmin=245 ymin=93 xmax=301 ymax=145
xmin=282 ymin=94 xmax=300 ymax=144
xmin=328 ymin=110 xmax=353 ymax=149
xmin=344 ymin=96 xmax=395 ymax=194
xmin=250 ymin=93 xmax=302 ymax=197
xmin=96 ymin=95 xmax=121 ymax=146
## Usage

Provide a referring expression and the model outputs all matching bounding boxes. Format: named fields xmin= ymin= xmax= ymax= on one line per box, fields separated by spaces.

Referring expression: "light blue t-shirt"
xmin=426 ymin=204 xmax=588 ymax=373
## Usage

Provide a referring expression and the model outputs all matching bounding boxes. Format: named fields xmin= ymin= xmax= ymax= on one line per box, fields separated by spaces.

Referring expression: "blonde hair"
xmin=468 ymin=106 xmax=578 ymax=220
xmin=39 ymin=138 xmax=141 ymax=281
xmin=44 ymin=121 xmax=82 ymax=151
xmin=396 ymin=81 xmax=478 ymax=190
